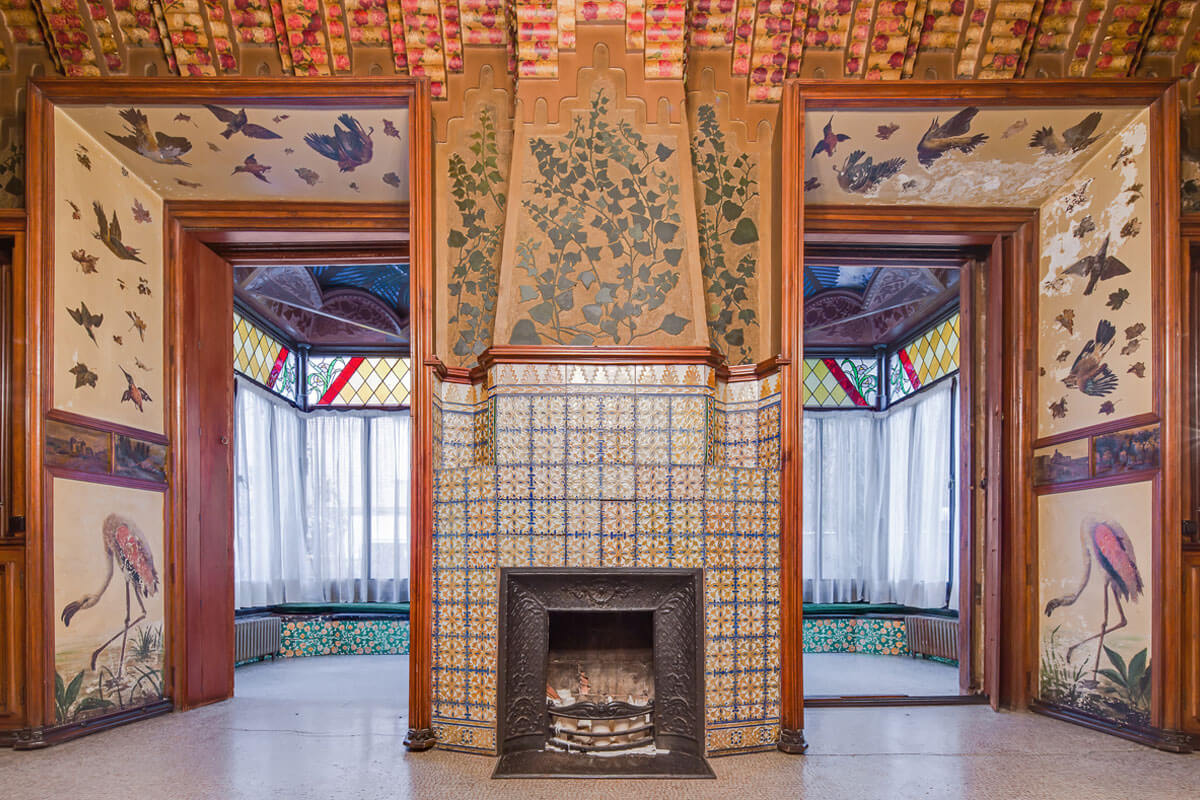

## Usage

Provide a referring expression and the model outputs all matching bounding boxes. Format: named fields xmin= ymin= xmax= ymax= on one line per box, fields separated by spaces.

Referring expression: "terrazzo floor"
xmin=2 ymin=655 xmax=1197 ymax=800
xmin=804 ymin=652 xmax=960 ymax=697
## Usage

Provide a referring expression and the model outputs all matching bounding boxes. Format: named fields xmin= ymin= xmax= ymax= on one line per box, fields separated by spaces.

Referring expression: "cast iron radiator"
xmin=234 ymin=615 xmax=281 ymax=663
xmin=903 ymin=615 xmax=957 ymax=661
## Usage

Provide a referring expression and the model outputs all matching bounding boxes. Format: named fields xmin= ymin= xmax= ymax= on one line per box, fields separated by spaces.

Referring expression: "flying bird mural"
xmin=1063 ymin=319 xmax=1118 ymax=397
xmin=119 ymin=366 xmax=152 ymax=412
xmin=204 ymin=104 xmax=283 ymax=140
xmin=1064 ymin=235 xmax=1131 ymax=296
xmin=93 ymin=202 xmax=144 ymax=264
xmin=304 ymin=114 xmax=374 ymax=172
xmin=916 ymin=107 xmax=988 ymax=168
xmin=1030 ymin=112 xmax=1104 ymax=156
xmin=832 ymin=150 xmax=905 ymax=195
xmin=67 ymin=301 xmax=103 ymax=345
xmin=811 ymin=117 xmax=850 ymax=158
xmin=1044 ymin=516 xmax=1143 ymax=681
xmin=233 ymin=153 xmax=272 ymax=183
xmin=106 ymin=107 xmax=193 ymax=166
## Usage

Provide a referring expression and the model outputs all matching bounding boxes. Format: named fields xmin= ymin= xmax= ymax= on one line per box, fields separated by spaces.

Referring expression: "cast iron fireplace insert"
xmin=493 ymin=567 xmax=713 ymax=779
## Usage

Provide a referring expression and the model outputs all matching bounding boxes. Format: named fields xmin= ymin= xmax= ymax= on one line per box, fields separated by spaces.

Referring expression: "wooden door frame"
xmin=780 ymin=79 xmax=1178 ymax=749
xmin=18 ymin=78 xmax=433 ymax=745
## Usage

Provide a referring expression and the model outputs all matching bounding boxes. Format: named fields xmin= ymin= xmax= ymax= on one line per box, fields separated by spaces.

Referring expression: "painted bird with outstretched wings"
xmin=119 ymin=366 xmax=152 ymax=412
xmin=833 ymin=150 xmax=905 ymax=195
xmin=67 ymin=301 xmax=103 ymax=345
xmin=1063 ymin=235 xmax=1131 ymax=296
xmin=204 ymin=104 xmax=283 ymax=140
xmin=917 ymin=107 xmax=988 ymax=168
xmin=1063 ymin=319 xmax=1118 ymax=397
xmin=1029 ymin=112 xmax=1104 ymax=156
xmin=304 ymin=114 xmax=374 ymax=172
xmin=93 ymin=202 xmax=144 ymax=263
xmin=106 ymin=107 xmax=192 ymax=166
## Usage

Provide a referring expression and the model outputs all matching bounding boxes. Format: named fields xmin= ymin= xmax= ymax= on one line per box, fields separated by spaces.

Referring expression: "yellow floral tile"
xmin=565 ymin=535 xmax=600 ymax=567
xmin=672 ymin=536 xmax=704 ymax=567
xmin=601 ymin=500 xmax=635 ymax=533
xmin=531 ymin=535 xmax=565 ymax=566
xmin=602 ymin=535 xmax=635 ymax=566
xmin=498 ymin=534 xmax=531 ymax=566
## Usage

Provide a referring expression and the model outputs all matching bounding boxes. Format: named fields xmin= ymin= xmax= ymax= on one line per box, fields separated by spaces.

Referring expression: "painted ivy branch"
xmin=447 ymin=106 xmax=507 ymax=358
xmin=692 ymin=104 xmax=760 ymax=364
xmin=512 ymin=90 xmax=689 ymax=346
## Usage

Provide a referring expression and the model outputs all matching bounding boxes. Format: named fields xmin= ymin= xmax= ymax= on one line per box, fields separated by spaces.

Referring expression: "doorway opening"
xmin=229 ymin=262 xmax=413 ymax=707
xmin=801 ymin=246 xmax=980 ymax=704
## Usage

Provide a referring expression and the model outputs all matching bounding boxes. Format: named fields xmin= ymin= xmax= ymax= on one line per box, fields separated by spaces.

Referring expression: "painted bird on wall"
xmin=811 ymin=117 xmax=850 ymax=158
xmin=304 ymin=114 xmax=374 ymax=172
xmin=1064 ymin=235 xmax=1131 ymax=296
xmin=204 ymin=104 xmax=283 ymax=140
xmin=93 ymin=202 xmax=144 ymax=264
xmin=1029 ymin=112 xmax=1104 ymax=156
xmin=916 ymin=107 xmax=988 ymax=168
xmin=832 ymin=150 xmax=905 ymax=195
xmin=61 ymin=513 xmax=160 ymax=678
xmin=106 ymin=107 xmax=193 ymax=166
xmin=233 ymin=154 xmax=272 ymax=183
xmin=1044 ymin=516 xmax=1143 ymax=681
xmin=119 ymin=366 xmax=152 ymax=412
xmin=1062 ymin=319 xmax=1118 ymax=397
xmin=67 ymin=301 xmax=103 ymax=345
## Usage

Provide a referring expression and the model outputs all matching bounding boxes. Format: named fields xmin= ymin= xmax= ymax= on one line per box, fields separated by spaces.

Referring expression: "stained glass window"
xmin=888 ymin=312 xmax=960 ymax=402
xmin=234 ymin=312 xmax=298 ymax=402
xmin=307 ymin=355 xmax=411 ymax=407
xmin=803 ymin=357 xmax=878 ymax=409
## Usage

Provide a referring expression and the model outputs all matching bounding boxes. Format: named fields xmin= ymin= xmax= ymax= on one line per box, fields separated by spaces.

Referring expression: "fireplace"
xmin=493 ymin=568 xmax=713 ymax=778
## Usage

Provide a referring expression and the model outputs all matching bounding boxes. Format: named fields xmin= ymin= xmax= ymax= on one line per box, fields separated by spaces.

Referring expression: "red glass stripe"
xmin=266 ymin=346 xmax=290 ymax=389
xmin=898 ymin=348 xmax=921 ymax=391
xmin=822 ymin=358 xmax=869 ymax=407
xmin=318 ymin=356 xmax=365 ymax=405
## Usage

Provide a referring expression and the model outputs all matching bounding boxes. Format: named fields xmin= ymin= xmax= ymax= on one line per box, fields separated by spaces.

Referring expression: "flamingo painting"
xmin=1044 ymin=515 xmax=1143 ymax=681
xmin=61 ymin=513 xmax=160 ymax=678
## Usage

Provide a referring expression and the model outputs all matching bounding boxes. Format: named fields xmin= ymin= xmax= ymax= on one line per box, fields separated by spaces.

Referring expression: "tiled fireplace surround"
xmin=431 ymin=362 xmax=782 ymax=756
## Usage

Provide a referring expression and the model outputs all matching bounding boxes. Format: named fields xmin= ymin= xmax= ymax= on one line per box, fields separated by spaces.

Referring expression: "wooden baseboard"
xmin=1030 ymin=700 xmax=1196 ymax=753
xmin=11 ymin=699 xmax=173 ymax=750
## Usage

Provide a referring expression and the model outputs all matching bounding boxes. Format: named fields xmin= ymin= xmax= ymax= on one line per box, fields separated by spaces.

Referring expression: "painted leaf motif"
xmin=660 ymin=313 xmax=689 ymax=335
xmin=731 ymin=217 xmax=758 ymax=245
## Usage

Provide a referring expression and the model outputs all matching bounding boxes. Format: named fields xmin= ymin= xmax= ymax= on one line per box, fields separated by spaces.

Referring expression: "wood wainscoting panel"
xmin=0 ymin=546 xmax=24 ymax=729
xmin=1184 ymin=551 xmax=1200 ymax=735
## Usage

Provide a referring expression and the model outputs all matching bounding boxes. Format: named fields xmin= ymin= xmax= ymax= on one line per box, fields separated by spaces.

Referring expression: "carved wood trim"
xmin=788 ymin=79 xmax=1175 ymax=108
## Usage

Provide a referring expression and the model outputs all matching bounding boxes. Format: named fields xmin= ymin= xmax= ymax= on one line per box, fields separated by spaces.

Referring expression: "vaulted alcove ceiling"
xmin=804 ymin=263 xmax=960 ymax=348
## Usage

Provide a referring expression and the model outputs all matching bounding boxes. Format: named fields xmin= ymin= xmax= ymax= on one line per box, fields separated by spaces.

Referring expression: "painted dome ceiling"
xmin=235 ymin=263 xmax=410 ymax=348
xmin=805 ymin=263 xmax=960 ymax=348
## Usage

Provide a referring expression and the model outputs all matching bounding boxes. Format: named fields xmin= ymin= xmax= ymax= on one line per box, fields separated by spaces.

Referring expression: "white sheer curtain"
xmin=234 ymin=377 xmax=411 ymax=608
xmin=234 ymin=379 xmax=305 ymax=607
xmin=803 ymin=379 xmax=957 ymax=608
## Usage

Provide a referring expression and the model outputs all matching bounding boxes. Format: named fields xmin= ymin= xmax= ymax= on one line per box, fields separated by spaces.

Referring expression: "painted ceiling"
xmin=61 ymin=104 xmax=409 ymax=202
xmin=805 ymin=264 xmax=960 ymax=347
xmin=803 ymin=105 xmax=1141 ymax=206
xmin=234 ymin=263 xmax=410 ymax=347
xmin=0 ymin=1 xmax=1196 ymax=107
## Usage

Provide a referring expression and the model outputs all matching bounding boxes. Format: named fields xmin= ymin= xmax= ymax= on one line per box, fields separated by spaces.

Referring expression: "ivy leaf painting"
xmin=511 ymin=90 xmax=688 ymax=347
xmin=446 ymin=105 xmax=507 ymax=358
xmin=690 ymin=104 xmax=762 ymax=363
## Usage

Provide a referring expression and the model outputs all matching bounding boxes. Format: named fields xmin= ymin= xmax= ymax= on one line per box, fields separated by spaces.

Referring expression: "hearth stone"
xmin=493 ymin=568 xmax=713 ymax=779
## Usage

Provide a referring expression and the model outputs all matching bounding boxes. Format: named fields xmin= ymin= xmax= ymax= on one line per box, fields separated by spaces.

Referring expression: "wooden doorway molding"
xmin=20 ymin=78 xmax=433 ymax=745
xmin=779 ymin=79 xmax=1178 ymax=751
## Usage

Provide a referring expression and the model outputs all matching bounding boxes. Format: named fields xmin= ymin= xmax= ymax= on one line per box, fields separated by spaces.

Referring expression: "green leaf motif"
xmin=692 ymin=103 xmax=760 ymax=364
xmin=447 ymin=104 xmax=508 ymax=360
xmin=511 ymin=89 xmax=688 ymax=345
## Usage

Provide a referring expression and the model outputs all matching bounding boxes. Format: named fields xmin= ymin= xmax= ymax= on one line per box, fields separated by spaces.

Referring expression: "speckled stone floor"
xmin=2 ymin=655 xmax=1196 ymax=800
xmin=804 ymin=652 xmax=960 ymax=697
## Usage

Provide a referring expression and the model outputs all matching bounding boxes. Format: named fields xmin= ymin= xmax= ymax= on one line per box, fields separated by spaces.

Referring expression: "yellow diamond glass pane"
xmin=332 ymin=356 xmax=411 ymax=406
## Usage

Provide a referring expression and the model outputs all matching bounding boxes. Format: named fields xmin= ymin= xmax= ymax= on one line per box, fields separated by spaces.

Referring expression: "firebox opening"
xmin=547 ymin=610 xmax=654 ymax=706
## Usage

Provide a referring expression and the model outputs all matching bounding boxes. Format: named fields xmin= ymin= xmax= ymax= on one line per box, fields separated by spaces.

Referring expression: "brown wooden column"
xmin=405 ymin=78 xmax=437 ymax=751
xmin=777 ymin=81 xmax=807 ymax=754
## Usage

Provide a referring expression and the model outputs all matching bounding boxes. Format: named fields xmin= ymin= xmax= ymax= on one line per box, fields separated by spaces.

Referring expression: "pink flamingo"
xmin=61 ymin=513 xmax=160 ymax=677
xmin=1044 ymin=515 xmax=1143 ymax=681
